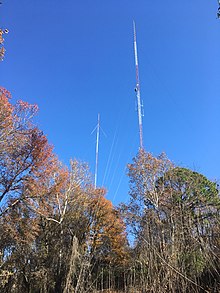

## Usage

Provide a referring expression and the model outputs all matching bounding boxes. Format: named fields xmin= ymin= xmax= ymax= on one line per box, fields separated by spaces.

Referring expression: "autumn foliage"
xmin=0 ymin=89 xmax=219 ymax=292
xmin=0 ymin=88 xmax=129 ymax=292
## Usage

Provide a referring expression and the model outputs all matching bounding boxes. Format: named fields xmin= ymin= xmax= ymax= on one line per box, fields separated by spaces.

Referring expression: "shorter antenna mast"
xmin=133 ymin=20 xmax=144 ymax=149
xmin=94 ymin=113 xmax=100 ymax=188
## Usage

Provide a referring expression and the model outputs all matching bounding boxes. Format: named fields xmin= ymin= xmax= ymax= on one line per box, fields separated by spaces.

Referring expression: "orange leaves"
xmin=0 ymin=29 xmax=8 ymax=45
xmin=0 ymin=88 xmax=74 ymax=255
xmin=88 ymin=188 xmax=128 ymax=265
xmin=0 ymin=88 xmax=13 ymax=132
xmin=14 ymin=100 xmax=38 ymax=130
xmin=0 ymin=89 xmax=66 ymax=222
xmin=0 ymin=87 xmax=130 ymax=289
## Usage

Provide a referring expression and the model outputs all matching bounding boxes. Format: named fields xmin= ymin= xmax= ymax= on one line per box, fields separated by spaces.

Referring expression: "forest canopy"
xmin=0 ymin=1 xmax=220 ymax=292
xmin=0 ymin=89 xmax=219 ymax=292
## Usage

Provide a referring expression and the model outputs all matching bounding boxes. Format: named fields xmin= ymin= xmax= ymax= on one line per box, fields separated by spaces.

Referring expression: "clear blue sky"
xmin=1 ymin=1 xmax=220 ymax=205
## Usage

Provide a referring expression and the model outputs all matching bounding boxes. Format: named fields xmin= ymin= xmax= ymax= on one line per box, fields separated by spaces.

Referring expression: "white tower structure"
xmin=133 ymin=21 xmax=144 ymax=149
xmin=94 ymin=113 xmax=100 ymax=188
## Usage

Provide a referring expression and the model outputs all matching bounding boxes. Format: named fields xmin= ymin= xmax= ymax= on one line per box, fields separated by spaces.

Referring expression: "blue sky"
xmin=1 ymin=1 xmax=220 ymax=205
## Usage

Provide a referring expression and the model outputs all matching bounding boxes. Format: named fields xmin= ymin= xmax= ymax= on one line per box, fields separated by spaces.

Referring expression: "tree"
xmin=156 ymin=167 xmax=220 ymax=290
xmin=124 ymin=149 xmax=220 ymax=292
xmin=0 ymin=130 xmax=129 ymax=293
xmin=56 ymin=184 xmax=129 ymax=293
xmin=0 ymin=88 xmax=68 ymax=292
xmin=0 ymin=87 xmax=66 ymax=218
xmin=124 ymin=149 xmax=172 ymax=234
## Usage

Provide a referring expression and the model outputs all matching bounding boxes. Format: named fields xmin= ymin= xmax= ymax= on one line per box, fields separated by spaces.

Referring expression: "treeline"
xmin=0 ymin=88 xmax=219 ymax=292
xmin=123 ymin=151 xmax=220 ymax=292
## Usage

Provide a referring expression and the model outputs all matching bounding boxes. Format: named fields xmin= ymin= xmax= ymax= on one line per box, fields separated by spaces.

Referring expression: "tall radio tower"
xmin=133 ymin=21 xmax=144 ymax=149
xmin=94 ymin=113 xmax=100 ymax=188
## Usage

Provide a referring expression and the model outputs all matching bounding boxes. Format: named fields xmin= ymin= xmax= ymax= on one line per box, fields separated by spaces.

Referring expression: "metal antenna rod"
xmin=94 ymin=113 xmax=100 ymax=188
xmin=133 ymin=21 xmax=144 ymax=149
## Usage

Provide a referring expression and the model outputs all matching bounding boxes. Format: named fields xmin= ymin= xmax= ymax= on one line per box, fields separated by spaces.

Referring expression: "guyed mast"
xmin=94 ymin=113 xmax=100 ymax=188
xmin=133 ymin=21 xmax=144 ymax=149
